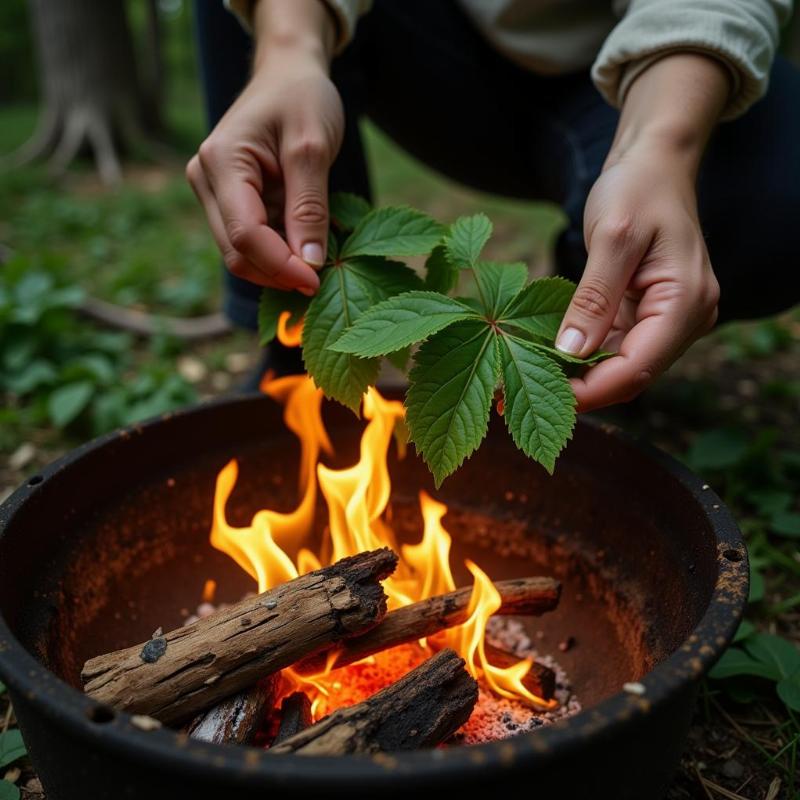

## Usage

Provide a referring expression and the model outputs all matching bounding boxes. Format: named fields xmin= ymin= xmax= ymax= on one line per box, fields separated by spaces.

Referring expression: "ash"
xmin=455 ymin=617 xmax=582 ymax=745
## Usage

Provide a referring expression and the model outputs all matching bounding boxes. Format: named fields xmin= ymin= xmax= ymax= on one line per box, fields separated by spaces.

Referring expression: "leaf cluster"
xmin=259 ymin=197 xmax=609 ymax=486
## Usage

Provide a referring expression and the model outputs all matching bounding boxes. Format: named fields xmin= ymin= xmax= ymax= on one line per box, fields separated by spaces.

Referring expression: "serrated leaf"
xmin=499 ymin=277 xmax=576 ymax=339
xmin=526 ymin=340 xmax=615 ymax=365
xmin=0 ymin=729 xmax=26 ymax=769
xmin=47 ymin=380 xmax=94 ymax=428
xmin=332 ymin=292 xmax=477 ymax=357
xmin=424 ymin=245 xmax=459 ymax=294
xmin=303 ymin=269 xmax=379 ymax=413
xmin=406 ymin=321 xmax=499 ymax=487
xmin=499 ymin=335 xmax=575 ymax=474
xmin=257 ymin=289 xmax=309 ymax=346
xmin=302 ymin=258 xmax=420 ymax=412
xmin=445 ymin=213 xmax=492 ymax=268
xmin=340 ymin=207 xmax=444 ymax=259
xmin=327 ymin=228 xmax=339 ymax=262
xmin=472 ymin=261 xmax=528 ymax=318
xmin=709 ymin=647 xmax=779 ymax=681
xmin=330 ymin=193 xmax=371 ymax=232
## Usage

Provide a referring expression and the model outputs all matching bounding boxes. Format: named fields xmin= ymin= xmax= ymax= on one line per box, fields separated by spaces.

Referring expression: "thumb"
xmin=556 ymin=220 xmax=646 ymax=357
xmin=282 ymin=138 xmax=331 ymax=270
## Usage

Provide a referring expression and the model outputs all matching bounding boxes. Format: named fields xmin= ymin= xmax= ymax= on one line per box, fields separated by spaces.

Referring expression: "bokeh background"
xmin=0 ymin=2 xmax=798 ymax=798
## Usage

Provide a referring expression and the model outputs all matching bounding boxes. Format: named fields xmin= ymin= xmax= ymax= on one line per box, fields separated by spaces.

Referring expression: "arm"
xmin=187 ymin=0 xmax=341 ymax=294
xmin=556 ymin=53 xmax=728 ymax=410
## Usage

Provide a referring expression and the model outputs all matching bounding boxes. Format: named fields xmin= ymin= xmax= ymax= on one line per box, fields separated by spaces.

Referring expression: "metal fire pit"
xmin=0 ymin=392 xmax=748 ymax=800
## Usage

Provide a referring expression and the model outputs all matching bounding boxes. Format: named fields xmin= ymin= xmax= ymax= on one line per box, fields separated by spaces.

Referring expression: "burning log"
xmin=272 ymin=692 xmax=313 ymax=745
xmin=298 ymin=576 xmax=560 ymax=676
xmin=81 ymin=549 xmax=398 ymax=725
xmin=484 ymin=643 xmax=556 ymax=701
xmin=270 ymin=649 xmax=477 ymax=755
xmin=186 ymin=676 xmax=278 ymax=745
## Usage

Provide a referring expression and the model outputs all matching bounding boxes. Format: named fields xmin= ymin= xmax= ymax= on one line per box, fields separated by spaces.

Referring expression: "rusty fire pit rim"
xmin=0 ymin=394 xmax=748 ymax=785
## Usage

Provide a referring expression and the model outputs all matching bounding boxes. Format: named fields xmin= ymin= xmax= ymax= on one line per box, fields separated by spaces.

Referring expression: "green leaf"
xmin=746 ymin=488 xmax=792 ymax=517
xmin=686 ymin=429 xmax=749 ymax=472
xmin=733 ymin=619 xmax=756 ymax=643
xmin=406 ymin=321 xmax=500 ymax=488
xmin=424 ymin=245 xmax=459 ymax=294
xmin=47 ymin=380 xmax=94 ymax=428
xmin=771 ymin=511 xmax=800 ymax=538
xmin=444 ymin=213 xmax=492 ymax=269
xmin=777 ymin=672 xmax=800 ymax=711
xmin=472 ymin=262 xmax=528 ymax=318
xmin=709 ymin=647 xmax=779 ymax=681
xmin=745 ymin=633 xmax=800 ymax=679
xmin=302 ymin=258 xmax=420 ymax=412
xmin=0 ymin=729 xmax=26 ymax=769
xmin=340 ymin=207 xmax=444 ymax=259
xmin=327 ymin=228 xmax=339 ymax=262
xmin=330 ymin=193 xmax=371 ymax=232
xmin=749 ymin=567 xmax=765 ymax=604
xmin=499 ymin=335 xmax=576 ymax=474
xmin=386 ymin=346 xmax=411 ymax=372
xmin=526 ymin=341 xmax=614 ymax=366
xmin=257 ymin=289 xmax=309 ymax=346
xmin=499 ymin=277 xmax=575 ymax=340
xmin=332 ymin=291 xmax=477 ymax=357
xmin=0 ymin=780 xmax=20 ymax=800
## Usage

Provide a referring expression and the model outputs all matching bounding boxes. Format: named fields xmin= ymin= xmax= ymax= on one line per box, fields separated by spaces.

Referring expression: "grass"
xmin=1 ymin=24 xmax=799 ymax=800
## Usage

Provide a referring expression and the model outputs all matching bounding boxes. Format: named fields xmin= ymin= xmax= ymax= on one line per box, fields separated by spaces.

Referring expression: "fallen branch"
xmin=272 ymin=692 xmax=313 ymax=746
xmin=297 ymin=576 xmax=560 ymax=675
xmin=186 ymin=676 xmax=278 ymax=745
xmin=270 ymin=649 xmax=477 ymax=755
xmin=81 ymin=549 xmax=398 ymax=725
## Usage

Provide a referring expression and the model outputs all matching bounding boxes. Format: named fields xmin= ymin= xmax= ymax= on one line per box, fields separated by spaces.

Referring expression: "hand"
xmin=556 ymin=152 xmax=719 ymax=411
xmin=186 ymin=1 xmax=342 ymax=294
xmin=555 ymin=53 xmax=729 ymax=412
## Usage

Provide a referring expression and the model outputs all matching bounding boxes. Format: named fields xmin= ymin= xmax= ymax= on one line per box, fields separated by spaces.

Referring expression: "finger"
xmin=556 ymin=218 xmax=649 ymax=358
xmin=198 ymin=144 xmax=320 ymax=294
xmin=282 ymin=136 xmax=331 ymax=268
xmin=187 ymin=157 xmax=293 ymax=290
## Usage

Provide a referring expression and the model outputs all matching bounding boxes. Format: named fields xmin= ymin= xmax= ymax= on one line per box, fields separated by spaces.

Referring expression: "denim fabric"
xmin=193 ymin=0 xmax=800 ymax=333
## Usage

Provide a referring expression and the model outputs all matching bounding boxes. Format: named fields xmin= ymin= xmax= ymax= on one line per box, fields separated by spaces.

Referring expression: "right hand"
xmin=186 ymin=43 xmax=344 ymax=295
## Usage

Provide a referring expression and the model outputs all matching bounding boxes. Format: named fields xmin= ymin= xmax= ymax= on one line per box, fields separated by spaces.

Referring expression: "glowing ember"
xmin=209 ymin=371 xmax=557 ymax=721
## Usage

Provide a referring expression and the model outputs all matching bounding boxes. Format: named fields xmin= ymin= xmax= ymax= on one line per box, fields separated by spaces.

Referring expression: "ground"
xmin=1 ymin=104 xmax=799 ymax=799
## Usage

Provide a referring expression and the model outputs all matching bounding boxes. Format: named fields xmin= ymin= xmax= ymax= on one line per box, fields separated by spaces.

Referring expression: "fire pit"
xmin=0 ymin=381 xmax=747 ymax=799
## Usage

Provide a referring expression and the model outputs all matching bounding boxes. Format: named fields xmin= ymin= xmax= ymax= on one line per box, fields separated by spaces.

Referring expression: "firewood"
xmin=272 ymin=692 xmax=313 ymax=745
xmin=297 ymin=575 xmax=560 ymax=675
xmin=270 ymin=649 xmax=477 ymax=755
xmin=483 ymin=643 xmax=556 ymax=701
xmin=186 ymin=676 xmax=278 ymax=745
xmin=81 ymin=549 xmax=398 ymax=725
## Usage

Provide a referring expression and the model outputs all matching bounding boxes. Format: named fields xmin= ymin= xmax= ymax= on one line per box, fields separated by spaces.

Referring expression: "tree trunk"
xmin=20 ymin=0 xmax=151 ymax=184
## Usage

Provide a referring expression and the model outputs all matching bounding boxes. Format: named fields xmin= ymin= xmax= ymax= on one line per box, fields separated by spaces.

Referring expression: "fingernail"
xmin=301 ymin=242 xmax=325 ymax=267
xmin=556 ymin=327 xmax=586 ymax=355
xmin=298 ymin=286 xmax=316 ymax=297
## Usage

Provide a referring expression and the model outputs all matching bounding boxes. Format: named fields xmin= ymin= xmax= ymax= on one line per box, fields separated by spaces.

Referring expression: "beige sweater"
xmin=227 ymin=0 xmax=793 ymax=120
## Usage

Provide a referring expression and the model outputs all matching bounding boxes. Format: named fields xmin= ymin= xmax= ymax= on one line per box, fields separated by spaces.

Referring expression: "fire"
xmin=210 ymin=369 xmax=554 ymax=716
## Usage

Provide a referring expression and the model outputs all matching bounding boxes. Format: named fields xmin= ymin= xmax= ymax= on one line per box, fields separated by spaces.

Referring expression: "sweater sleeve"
xmin=224 ymin=0 xmax=371 ymax=54
xmin=591 ymin=0 xmax=793 ymax=120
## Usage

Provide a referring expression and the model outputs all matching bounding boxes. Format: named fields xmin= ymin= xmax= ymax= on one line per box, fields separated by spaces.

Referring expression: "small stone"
xmin=264 ymin=599 xmax=278 ymax=610
xmin=721 ymin=759 xmax=744 ymax=779
xmin=702 ymin=484 xmax=710 ymax=491
xmin=623 ymin=681 xmax=646 ymax=695
xmin=131 ymin=714 xmax=162 ymax=731
xmin=151 ymin=626 xmax=163 ymax=639
xmin=25 ymin=777 xmax=43 ymax=794
xmin=140 ymin=637 xmax=167 ymax=663
xmin=177 ymin=356 xmax=207 ymax=384
xmin=9 ymin=442 xmax=36 ymax=471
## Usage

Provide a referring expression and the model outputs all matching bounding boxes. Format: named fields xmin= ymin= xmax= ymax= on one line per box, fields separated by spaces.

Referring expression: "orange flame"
xmin=209 ymin=372 xmax=553 ymax=716
xmin=276 ymin=312 xmax=303 ymax=347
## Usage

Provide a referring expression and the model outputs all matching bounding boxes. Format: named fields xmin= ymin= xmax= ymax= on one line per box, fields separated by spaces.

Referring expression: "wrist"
xmin=252 ymin=0 xmax=336 ymax=73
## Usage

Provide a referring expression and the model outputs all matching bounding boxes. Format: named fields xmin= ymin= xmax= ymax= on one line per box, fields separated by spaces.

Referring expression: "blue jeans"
xmin=194 ymin=0 xmax=800 ymax=334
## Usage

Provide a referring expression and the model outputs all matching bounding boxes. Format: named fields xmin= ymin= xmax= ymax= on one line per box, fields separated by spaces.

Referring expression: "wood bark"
xmin=186 ymin=676 xmax=278 ymax=746
xmin=297 ymin=576 xmax=560 ymax=675
xmin=18 ymin=0 xmax=153 ymax=183
xmin=270 ymin=649 xmax=477 ymax=755
xmin=82 ymin=549 xmax=397 ymax=725
xmin=272 ymin=692 xmax=313 ymax=745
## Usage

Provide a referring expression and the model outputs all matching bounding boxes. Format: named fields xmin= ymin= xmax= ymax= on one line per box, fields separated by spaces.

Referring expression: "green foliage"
xmin=259 ymin=200 xmax=608 ymax=485
xmin=329 ymin=192 xmax=371 ymax=232
xmin=0 ymin=781 xmax=20 ymax=800
xmin=0 ymin=729 xmax=25 ymax=769
xmin=0 ymin=255 xmax=197 ymax=441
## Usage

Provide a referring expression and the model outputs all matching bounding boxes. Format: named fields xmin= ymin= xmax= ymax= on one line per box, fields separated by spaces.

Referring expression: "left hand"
xmin=555 ymin=148 xmax=719 ymax=412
